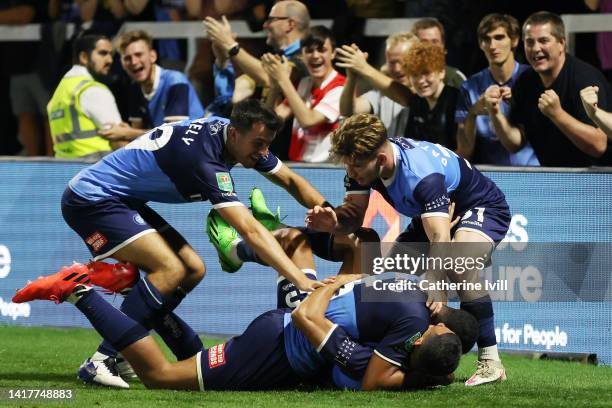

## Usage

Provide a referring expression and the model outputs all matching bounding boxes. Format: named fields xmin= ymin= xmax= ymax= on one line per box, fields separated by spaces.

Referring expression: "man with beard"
xmin=47 ymin=34 xmax=130 ymax=159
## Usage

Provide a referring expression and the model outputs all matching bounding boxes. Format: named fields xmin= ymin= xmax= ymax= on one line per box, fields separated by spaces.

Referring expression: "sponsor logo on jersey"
xmin=133 ymin=214 xmax=146 ymax=225
xmin=216 ymin=172 xmax=233 ymax=192
xmin=208 ymin=343 xmax=226 ymax=368
xmin=86 ymin=231 xmax=108 ymax=252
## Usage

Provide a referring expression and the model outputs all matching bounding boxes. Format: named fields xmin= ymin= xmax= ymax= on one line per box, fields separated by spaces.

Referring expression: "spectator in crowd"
xmin=403 ymin=42 xmax=459 ymax=150
xmin=336 ymin=35 xmax=459 ymax=149
xmin=111 ymin=30 xmax=204 ymax=136
xmin=411 ymin=18 xmax=466 ymax=89
xmin=204 ymin=0 xmax=310 ymax=105
xmin=455 ymin=13 xmax=539 ymax=166
xmin=262 ymin=26 xmax=345 ymax=163
xmin=1 ymin=1 xmax=52 ymax=156
xmin=584 ymin=0 xmax=612 ymax=83
xmin=485 ymin=11 xmax=611 ymax=167
xmin=339 ymin=32 xmax=418 ymax=138
xmin=76 ymin=0 xmax=127 ymax=37
xmin=204 ymin=0 xmax=311 ymax=159
xmin=47 ymin=34 xmax=124 ymax=159
xmin=581 ymin=85 xmax=612 ymax=140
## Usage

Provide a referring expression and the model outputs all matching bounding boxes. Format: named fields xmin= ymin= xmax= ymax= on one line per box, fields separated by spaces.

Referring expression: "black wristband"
xmin=322 ymin=200 xmax=334 ymax=208
xmin=228 ymin=44 xmax=240 ymax=58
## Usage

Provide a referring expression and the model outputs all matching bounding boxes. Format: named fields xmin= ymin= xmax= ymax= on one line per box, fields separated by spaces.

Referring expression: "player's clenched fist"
xmin=305 ymin=205 xmax=338 ymax=233
xmin=538 ymin=89 xmax=562 ymax=119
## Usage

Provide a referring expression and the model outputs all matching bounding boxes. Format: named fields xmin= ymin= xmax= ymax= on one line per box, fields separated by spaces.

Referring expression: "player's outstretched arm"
xmin=217 ymin=205 xmax=323 ymax=292
xmin=265 ymin=163 xmax=326 ymax=209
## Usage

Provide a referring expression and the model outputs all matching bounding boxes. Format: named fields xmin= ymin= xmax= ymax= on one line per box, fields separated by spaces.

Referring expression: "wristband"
xmin=227 ymin=43 xmax=240 ymax=58
xmin=322 ymin=200 xmax=334 ymax=209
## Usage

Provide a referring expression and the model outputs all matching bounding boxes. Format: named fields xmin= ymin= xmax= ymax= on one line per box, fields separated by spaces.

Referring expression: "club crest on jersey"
xmin=216 ymin=172 xmax=233 ymax=192
xmin=398 ymin=332 xmax=422 ymax=353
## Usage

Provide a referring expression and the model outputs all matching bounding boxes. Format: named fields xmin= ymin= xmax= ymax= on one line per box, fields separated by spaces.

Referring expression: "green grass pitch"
xmin=0 ymin=325 xmax=610 ymax=407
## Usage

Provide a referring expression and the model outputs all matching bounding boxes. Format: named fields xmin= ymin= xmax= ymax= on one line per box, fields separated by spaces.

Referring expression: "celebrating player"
xmin=58 ymin=99 xmax=329 ymax=387
xmin=306 ymin=113 xmax=511 ymax=386
xmin=12 ymin=264 xmax=475 ymax=390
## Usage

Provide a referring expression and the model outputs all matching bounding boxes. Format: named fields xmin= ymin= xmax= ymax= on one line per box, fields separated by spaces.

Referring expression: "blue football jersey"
xmin=283 ymin=277 xmax=429 ymax=377
xmin=345 ymin=138 xmax=505 ymax=217
xmin=68 ymin=116 xmax=282 ymax=206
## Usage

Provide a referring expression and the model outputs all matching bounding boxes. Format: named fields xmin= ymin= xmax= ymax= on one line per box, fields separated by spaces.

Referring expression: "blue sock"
xmin=153 ymin=311 xmax=203 ymax=360
xmin=237 ymin=241 xmax=265 ymax=265
xmin=461 ymin=295 xmax=497 ymax=348
xmin=147 ymin=286 xmax=203 ymax=360
xmin=76 ymin=290 xmax=148 ymax=352
xmin=97 ymin=276 xmax=166 ymax=356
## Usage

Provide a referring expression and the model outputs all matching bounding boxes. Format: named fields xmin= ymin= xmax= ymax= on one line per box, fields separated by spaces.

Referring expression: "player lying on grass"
xmin=12 ymin=265 xmax=475 ymax=390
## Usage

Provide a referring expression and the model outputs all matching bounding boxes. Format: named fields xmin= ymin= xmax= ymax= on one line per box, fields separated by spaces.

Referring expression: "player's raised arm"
xmin=305 ymin=193 xmax=369 ymax=234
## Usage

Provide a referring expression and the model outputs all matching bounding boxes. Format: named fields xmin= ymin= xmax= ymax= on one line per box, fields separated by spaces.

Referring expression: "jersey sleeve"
xmin=413 ymin=173 xmax=450 ymax=218
xmin=344 ymin=174 xmax=370 ymax=196
xmin=373 ymin=315 xmax=425 ymax=368
xmin=255 ymin=152 xmax=282 ymax=174
xmin=164 ymin=83 xmax=190 ymax=122
xmin=318 ymin=324 xmax=375 ymax=380
xmin=195 ymin=161 xmax=243 ymax=209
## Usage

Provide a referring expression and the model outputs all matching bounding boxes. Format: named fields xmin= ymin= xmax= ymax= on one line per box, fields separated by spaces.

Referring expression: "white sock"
xmin=478 ymin=345 xmax=500 ymax=361
xmin=229 ymin=238 xmax=243 ymax=264
xmin=91 ymin=351 xmax=110 ymax=362
xmin=66 ymin=285 xmax=92 ymax=305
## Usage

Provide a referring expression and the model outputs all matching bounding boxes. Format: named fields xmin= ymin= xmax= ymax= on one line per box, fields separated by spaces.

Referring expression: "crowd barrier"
xmin=0 ymin=159 xmax=611 ymax=365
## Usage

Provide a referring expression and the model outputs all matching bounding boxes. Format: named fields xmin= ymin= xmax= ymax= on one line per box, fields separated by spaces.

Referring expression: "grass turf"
xmin=0 ymin=325 xmax=610 ymax=407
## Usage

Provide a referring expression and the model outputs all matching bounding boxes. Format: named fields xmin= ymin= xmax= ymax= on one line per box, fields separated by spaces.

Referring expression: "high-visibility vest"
xmin=47 ymin=74 xmax=112 ymax=159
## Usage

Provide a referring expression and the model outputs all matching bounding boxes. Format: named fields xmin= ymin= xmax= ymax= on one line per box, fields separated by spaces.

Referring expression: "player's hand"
xmin=334 ymin=273 xmax=364 ymax=286
xmin=335 ymin=44 xmax=369 ymax=75
xmin=426 ymin=298 xmax=447 ymax=317
xmin=305 ymin=205 xmax=338 ymax=233
xmin=471 ymin=95 xmax=489 ymax=115
xmin=448 ymin=202 xmax=460 ymax=229
xmin=203 ymin=16 xmax=237 ymax=51
xmin=296 ymin=277 xmax=326 ymax=292
xmin=580 ymin=85 xmax=599 ymax=118
xmin=538 ymin=89 xmax=563 ymax=119
xmin=99 ymin=122 xmax=131 ymax=141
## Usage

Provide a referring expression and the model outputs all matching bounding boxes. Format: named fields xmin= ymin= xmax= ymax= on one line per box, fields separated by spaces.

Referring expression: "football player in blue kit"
xmin=13 ymin=267 xmax=474 ymax=391
xmin=306 ymin=113 xmax=511 ymax=386
xmin=58 ymin=100 xmax=330 ymax=388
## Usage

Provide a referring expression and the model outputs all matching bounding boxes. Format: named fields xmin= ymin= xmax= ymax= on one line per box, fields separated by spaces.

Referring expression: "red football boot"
xmin=13 ymin=263 xmax=91 ymax=304
xmin=86 ymin=261 xmax=139 ymax=294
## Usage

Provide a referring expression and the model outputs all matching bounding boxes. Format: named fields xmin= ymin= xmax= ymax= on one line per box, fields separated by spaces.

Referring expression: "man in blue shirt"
xmin=306 ymin=113 xmax=510 ymax=386
xmin=59 ymin=100 xmax=328 ymax=388
xmin=96 ymin=30 xmax=206 ymax=145
xmin=455 ymin=14 xmax=539 ymax=166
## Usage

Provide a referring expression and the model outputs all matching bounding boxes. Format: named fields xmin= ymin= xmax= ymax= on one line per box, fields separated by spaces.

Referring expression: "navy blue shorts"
xmin=61 ymin=187 xmax=168 ymax=260
xmin=397 ymin=202 xmax=511 ymax=245
xmin=198 ymin=309 xmax=299 ymax=390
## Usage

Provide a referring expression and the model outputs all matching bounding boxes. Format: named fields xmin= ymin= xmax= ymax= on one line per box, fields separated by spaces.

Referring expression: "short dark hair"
xmin=433 ymin=306 xmax=479 ymax=354
xmin=523 ymin=11 xmax=565 ymax=41
xmin=478 ymin=13 xmax=521 ymax=43
xmin=412 ymin=333 xmax=462 ymax=376
xmin=301 ymin=25 xmax=336 ymax=50
xmin=412 ymin=17 xmax=446 ymax=44
xmin=230 ymin=99 xmax=283 ymax=134
xmin=73 ymin=34 xmax=109 ymax=64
